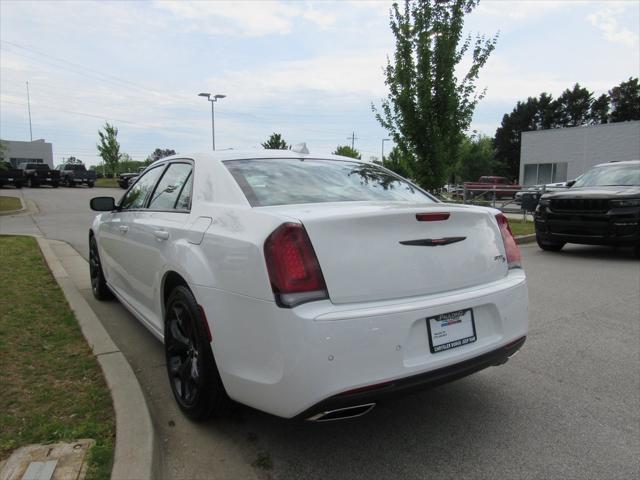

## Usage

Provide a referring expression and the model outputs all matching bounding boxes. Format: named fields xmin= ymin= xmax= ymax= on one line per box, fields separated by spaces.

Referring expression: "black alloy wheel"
xmin=89 ymin=236 xmax=113 ymax=300
xmin=164 ymin=286 xmax=230 ymax=420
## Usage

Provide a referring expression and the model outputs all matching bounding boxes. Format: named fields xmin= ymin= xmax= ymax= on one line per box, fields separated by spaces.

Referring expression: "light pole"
xmin=26 ymin=81 xmax=33 ymax=141
xmin=381 ymin=138 xmax=390 ymax=165
xmin=198 ymin=92 xmax=226 ymax=150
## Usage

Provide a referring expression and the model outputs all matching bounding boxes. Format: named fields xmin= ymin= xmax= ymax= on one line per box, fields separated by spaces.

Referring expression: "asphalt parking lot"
xmin=1 ymin=187 xmax=639 ymax=480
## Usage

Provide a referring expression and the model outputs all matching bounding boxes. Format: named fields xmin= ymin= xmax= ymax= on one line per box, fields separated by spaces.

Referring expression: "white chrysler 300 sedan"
xmin=89 ymin=150 xmax=528 ymax=421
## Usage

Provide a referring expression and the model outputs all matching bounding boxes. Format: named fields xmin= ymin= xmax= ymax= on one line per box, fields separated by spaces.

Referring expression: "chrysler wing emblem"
xmin=399 ymin=237 xmax=466 ymax=247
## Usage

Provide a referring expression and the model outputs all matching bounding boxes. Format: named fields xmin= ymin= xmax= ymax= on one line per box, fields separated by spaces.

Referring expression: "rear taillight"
xmin=264 ymin=223 xmax=328 ymax=308
xmin=495 ymin=213 xmax=521 ymax=269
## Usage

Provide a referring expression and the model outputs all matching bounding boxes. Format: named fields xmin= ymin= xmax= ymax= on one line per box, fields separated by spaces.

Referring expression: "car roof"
xmin=593 ymin=160 xmax=640 ymax=167
xmin=158 ymin=149 xmax=371 ymax=164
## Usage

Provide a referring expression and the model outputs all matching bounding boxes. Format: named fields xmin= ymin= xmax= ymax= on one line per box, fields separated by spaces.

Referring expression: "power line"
xmin=0 ymin=40 xmax=167 ymax=97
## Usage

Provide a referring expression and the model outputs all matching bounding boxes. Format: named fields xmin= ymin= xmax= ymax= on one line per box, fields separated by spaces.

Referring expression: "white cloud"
xmin=476 ymin=0 xmax=571 ymax=21
xmin=152 ymin=0 xmax=338 ymax=36
xmin=587 ymin=5 xmax=639 ymax=48
xmin=205 ymin=49 xmax=388 ymax=103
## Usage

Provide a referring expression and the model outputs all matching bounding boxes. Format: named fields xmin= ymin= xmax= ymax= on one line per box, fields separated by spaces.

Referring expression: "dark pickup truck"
xmin=56 ymin=163 xmax=97 ymax=187
xmin=19 ymin=163 xmax=60 ymax=188
xmin=0 ymin=161 xmax=24 ymax=188
xmin=118 ymin=167 xmax=146 ymax=189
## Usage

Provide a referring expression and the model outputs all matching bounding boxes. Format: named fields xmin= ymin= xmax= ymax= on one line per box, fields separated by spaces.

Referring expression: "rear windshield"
xmin=65 ymin=164 xmax=86 ymax=171
xmin=224 ymin=158 xmax=433 ymax=207
xmin=573 ymin=164 xmax=640 ymax=187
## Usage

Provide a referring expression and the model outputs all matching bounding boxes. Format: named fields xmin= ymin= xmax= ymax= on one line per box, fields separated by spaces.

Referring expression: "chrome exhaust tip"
xmin=307 ymin=403 xmax=376 ymax=422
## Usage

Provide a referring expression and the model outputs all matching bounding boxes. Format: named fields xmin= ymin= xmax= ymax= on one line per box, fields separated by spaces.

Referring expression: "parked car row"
xmin=0 ymin=162 xmax=99 ymax=188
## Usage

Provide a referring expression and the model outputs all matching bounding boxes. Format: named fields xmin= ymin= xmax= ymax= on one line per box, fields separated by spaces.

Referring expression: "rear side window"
xmin=224 ymin=158 xmax=433 ymax=207
xmin=120 ymin=166 xmax=164 ymax=210
xmin=148 ymin=163 xmax=193 ymax=210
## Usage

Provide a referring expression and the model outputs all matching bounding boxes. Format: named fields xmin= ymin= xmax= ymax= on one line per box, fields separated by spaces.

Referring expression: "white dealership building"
xmin=0 ymin=139 xmax=54 ymax=168
xmin=519 ymin=120 xmax=640 ymax=186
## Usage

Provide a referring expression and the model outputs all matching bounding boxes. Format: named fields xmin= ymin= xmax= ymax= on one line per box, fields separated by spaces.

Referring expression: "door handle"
xmin=119 ymin=225 xmax=129 ymax=233
xmin=153 ymin=230 xmax=169 ymax=240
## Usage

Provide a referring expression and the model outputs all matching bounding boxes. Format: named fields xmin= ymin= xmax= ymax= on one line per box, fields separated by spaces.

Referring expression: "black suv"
xmin=535 ymin=160 xmax=640 ymax=256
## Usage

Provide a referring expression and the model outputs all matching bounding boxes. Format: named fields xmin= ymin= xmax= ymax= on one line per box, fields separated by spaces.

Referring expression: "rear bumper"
xmin=295 ymin=336 xmax=526 ymax=420
xmin=194 ymin=269 xmax=528 ymax=418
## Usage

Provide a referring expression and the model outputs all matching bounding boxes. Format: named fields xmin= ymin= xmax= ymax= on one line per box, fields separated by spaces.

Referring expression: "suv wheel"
xmin=89 ymin=236 xmax=113 ymax=300
xmin=165 ymin=286 xmax=231 ymax=421
xmin=536 ymin=235 xmax=565 ymax=252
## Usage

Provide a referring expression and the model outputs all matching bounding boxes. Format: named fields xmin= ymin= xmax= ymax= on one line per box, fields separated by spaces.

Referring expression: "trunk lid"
xmin=263 ymin=202 xmax=508 ymax=304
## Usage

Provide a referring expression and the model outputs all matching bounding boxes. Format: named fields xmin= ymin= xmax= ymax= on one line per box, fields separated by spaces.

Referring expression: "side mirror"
xmin=90 ymin=196 xmax=116 ymax=211
xmin=565 ymin=180 xmax=576 ymax=188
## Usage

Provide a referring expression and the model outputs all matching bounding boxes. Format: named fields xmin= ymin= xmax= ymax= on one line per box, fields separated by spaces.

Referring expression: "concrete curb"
xmin=35 ymin=237 xmax=158 ymax=480
xmin=515 ymin=234 xmax=536 ymax=245
xmin=0 ymin=195 xmax=26 ymax=216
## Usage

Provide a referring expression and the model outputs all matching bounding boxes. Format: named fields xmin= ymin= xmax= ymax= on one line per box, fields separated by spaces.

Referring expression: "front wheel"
xmin=536 ymin=235 xmax=565 ymax=252
xmin=87 ymin=181 xmax=95 ymax=188
xmin=165 ymin=286 xmax=231 ymax=421
xmin=89 ymin=236 xmax=113 ymax=300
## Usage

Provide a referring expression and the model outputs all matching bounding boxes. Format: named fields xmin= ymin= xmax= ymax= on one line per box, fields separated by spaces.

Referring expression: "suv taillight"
xmin=264 ymin=223 xmax=328 ymax=308
xmin=495 ymin=213 xmax=521 ymax=269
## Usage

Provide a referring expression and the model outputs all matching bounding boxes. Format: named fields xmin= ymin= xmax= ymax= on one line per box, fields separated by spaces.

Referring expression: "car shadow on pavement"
xmin=536 ymin=244 xmax=638 ymax=260
xmin=211 ymin=374 xmax=534 ymax=480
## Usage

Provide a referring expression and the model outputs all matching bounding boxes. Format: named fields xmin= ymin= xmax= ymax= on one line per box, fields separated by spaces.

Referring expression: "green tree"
xmin=609 ymin=77 xmax=640 ymax=122
xmin=96 ymin=123 xmax=121 ymax=174
xmin=454 ymin=134 xmax=497 ymax=182
xmin=147 ymin=148 xmax=176 ymax=163
xmin=384 ymin=146 xmax=415 ymax=179
xmin=555 ymin=83 xmax=594 ymax=127
xmin=590 ymin=93 xmax=610 ymax=124
xmin=262 ymin=133 xmax=289 ymax=150
xmin=494 ymin=97 xmax=540 ymax=179
xmin=0 ymin=139 xmax=7 ymax=162
xmin=333 ymin=145 xmax=361 ymax=159
xmin=373 ymin=0 xmax=497 ymax=191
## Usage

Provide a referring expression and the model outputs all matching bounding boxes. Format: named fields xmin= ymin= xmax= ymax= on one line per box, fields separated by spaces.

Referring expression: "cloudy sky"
xmin=1 ymin=0 xmax=638 ymax=166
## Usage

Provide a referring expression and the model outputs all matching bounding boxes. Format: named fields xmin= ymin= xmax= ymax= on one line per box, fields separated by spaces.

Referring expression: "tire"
xmin=15 ymin=182 xmax=23 ymax=189
xmin=52 ymin=182 xmax=59 ymax=188
xmin=87 ymin=182 xmax=95 ymax=188
xmin=634 ymin=244 xmax=640 ymax=259
xmin=536 ymin=235 xmax=565 ymax=252
xmin=165 ymin=285 xmax=231 ymax=421
xmin=68 ymin=178 xmax=76 ymax=187
xmin=89 ymin=235 xmax=114 ymax=300
xmin=29 ymin=178 xmax=39 ymax=188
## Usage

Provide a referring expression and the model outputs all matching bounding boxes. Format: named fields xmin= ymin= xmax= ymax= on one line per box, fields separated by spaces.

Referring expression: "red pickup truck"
xmin=463 ymin=176 xmax=520 ymax=199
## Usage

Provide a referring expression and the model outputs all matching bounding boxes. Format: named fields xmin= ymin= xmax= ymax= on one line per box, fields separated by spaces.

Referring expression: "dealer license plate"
xmin=427 ymin=309 xmax=476 ymax=353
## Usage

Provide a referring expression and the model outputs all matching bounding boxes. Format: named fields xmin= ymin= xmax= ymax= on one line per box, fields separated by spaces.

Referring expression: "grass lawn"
xmin=0 ymin=236 xmax=114 ymax=480
xmin=0 ymin=196 xmax=21 ymax=212
xmin=508 ymin=218 xmax=535 ymax=237
xmin=95 ymin=178 xmax=119 ymax=188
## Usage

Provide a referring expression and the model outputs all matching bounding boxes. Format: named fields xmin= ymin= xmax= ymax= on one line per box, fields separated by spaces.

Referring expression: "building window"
xmin=522 ymin=162 xmax=568 ymax=185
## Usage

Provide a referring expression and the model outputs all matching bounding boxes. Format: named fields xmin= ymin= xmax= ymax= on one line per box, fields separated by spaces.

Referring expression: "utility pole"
xmin=26 ymin=81 xmax=33 ymax=141
xmin=347 ymin=132 xmax=359 ymax=150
